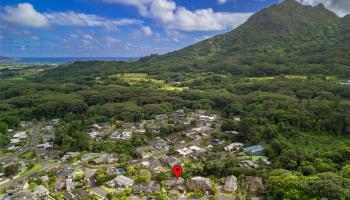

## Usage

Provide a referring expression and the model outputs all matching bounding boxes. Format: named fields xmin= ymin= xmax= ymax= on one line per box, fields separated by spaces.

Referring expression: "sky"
xmin=0 ymin=0 xmax=349 ymax=57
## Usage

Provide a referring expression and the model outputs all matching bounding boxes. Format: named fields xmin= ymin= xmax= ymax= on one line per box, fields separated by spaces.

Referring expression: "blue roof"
xmin=243 ymin=145 xmax=264 ymax=153
xmin=115 ymin=168 xmax=125 ymax=174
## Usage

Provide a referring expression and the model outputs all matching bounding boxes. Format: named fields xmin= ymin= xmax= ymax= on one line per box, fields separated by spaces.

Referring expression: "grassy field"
xmin=161 ymin=85 xmax=188 ymax=91
xmin=110 ymin=73 xmax=187 ymax=92
xmin=21 ymin=163 xmax=42 ymax=176
xmin=113 ymin=73 xmax=165 ymax=85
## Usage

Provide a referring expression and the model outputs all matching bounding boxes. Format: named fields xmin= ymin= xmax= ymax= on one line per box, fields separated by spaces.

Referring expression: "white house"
xmin=32 ymin=185 xmax=49 ymax=198
xmin=224 ymin=143 xmax=244 ymax=152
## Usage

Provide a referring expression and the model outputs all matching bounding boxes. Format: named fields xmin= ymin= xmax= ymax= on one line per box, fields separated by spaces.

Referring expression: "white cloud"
xmin=165 ymin=29 xmax=185 ymax=42
xmin=1 ymin=3 xmax=140 ymax=30
xmin=0 ymin=35 xmax=4 ymax=40
xmin=296 ymin=0 xmax=350 ymax=17
xmin=103 ymin=0 xmax=152 ymax=16
xmin=83 ymin=34 xmax=94 ymax=40
xmin=103 ymin=0 xmax=253 ymax=31
xmin=2 ymin=3 xmax=50 ymax=28
xmin=106 ymin=36 xmax=121 ymax=43
xmin=217 ymin=0 xmax=227 ymax=4
xmin=141 ymin=26 xmax=153 ymax=36
xmin=45 ymin=11 xmax=140 ymax=30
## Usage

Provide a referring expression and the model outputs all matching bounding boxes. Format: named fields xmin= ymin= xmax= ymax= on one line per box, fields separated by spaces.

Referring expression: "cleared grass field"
xmin=112 ymin=73 xmax=165 ymax=85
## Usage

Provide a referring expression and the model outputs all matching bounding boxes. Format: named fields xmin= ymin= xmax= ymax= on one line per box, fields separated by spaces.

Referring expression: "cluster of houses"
xmin=87 ymin=121 xmax=146 ymax=141
xmin=7 ymin=121 xmax=33 ymax=150
xmin=86 ymin=109 xmax=219 ymax=143
xmin=0 ymin=111 xmax=269 ymax=199
xmin=224 ymin=142 xmax=270 ymax=169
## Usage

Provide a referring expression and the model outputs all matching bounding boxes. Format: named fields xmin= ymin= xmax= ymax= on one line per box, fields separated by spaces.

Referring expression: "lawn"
xmin=101 ymin=185 xmax=116 ymax=193
xmin=20 ymin=151 xmax=34 ymax=159
xmin=21 ymin=163 xmax=43 ymax=176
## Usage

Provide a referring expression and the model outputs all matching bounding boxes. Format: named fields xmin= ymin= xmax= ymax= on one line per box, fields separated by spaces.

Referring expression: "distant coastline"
xmin=0 ymin=56 xmax=139 ymax=65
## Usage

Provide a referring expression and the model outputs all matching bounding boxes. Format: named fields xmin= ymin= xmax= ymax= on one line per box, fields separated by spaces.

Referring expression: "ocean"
xmin=18 ymin=57 xmax=138 ymax=64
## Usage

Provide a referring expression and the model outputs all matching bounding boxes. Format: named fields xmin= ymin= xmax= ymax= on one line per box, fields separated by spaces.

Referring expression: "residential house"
xmin=92 ymin=154 xmax=117 ymax=164
xmin=177 ymin=147 xmax=193 ymax=157
xmin=165 ymin=134 xmax=183 ymax=144
xmin=243 ymin=145 xmax=264 ymax=154
xmin=189 ymin=146 xmax=206 ymax=154
xmin=133 ymin=181 xmax=160 ymax=194
xmin=37 ymin=142 xmax=53 ymax=149
xmin=110 ymin=131 xmax=120 ymax=140
xmin=18 ymin=161 xmax=27 ymax=173
xmin=66 ymin=178 xmax=75 ymax=191
xmin=164 ymin=177 xmax=185 ymax=193
xmin=41 ymin=175 xmax=49 ymax=182
xmin=46 ymin=150 xmax=62 ymax=159
xmin=135 ymin=128 xmax=146 ymax=134
xmin=240 ymin=160 xmax=259 ymax=169
xmin=7 ymin=178 xmax=28 ymax=191
xmin=224 ymin=143 xmax=244 ymax=152
xmin=106 ymin=167 xmax=125 ymax=176
xmin=61 ymin=152 xmax=80 ymax=162
xmin=13 ymin=131 xmax=27 ymax=140
xmin=120 ymin=131 xmax=132 ymax=140
xmin=55 ymin=179 xmax=66 ymax=191
xmin=63 ymin=189 xmax=90 ymax=200
xmin=56 ymin=167 xmax=75 ymax=179
xmin=32 ymin=185 xmax=49 ymax=198
xmin=81 ymin=153 xmax=100 ymax=162
xmin=159 ymin=155 xmax=180 ymax=167
xmin=148 ymin=157 xmax=162 ymax=171
xmin=155 ymin=114 xmax=168 ymax=121
xmin=106 ymin=175 xmax=133 ymax=190
xmin=19 ymin=121 xmax=32 ymax=129
xmin=252 ymin=156 xmax=270 ymax=165
xmin=3 ymin=191 xmax=34 ymax=200
xmin=136 ymin=146 xmax=154 ymax=159
xmin=188 ymin=177 xmax=212 ymax=193
xmin=152 ymin=138 xmax=168 ymax=150
xmin=246 ymin=176 xmax=264 ymax=191
xmin=224 ymin=175 xmax=237 ymax=192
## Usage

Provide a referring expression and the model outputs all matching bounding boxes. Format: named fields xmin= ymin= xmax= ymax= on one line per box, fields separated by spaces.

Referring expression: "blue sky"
xmin=0 ymin=0 xmax=348 ymax=57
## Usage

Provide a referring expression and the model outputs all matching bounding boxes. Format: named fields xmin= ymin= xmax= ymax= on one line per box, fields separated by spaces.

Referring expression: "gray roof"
xmin=224 ymin=175 xmax=237 ymax=192
xmin=148 ymin=157 xmax=162 ymax=170
xmin=133 ymin=181 xmax=160 ymax=193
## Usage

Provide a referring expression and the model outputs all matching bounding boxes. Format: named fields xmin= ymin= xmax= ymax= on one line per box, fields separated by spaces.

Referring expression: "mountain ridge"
xmin=38 ymin=0 xmax=350 ymax=81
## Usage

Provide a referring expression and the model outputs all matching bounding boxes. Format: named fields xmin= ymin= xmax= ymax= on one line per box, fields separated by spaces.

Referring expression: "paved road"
xmin=0 ymin=122 xmax=42 ymax=165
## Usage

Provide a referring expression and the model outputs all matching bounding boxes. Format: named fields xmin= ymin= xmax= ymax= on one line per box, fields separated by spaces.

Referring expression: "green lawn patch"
xmin=21 ymin=163 xmax=42 ymax=176
xmin=101 ymin=185 xmax=116 ymax=193
xmin=20 ymin=151 xmax=34 ymax=159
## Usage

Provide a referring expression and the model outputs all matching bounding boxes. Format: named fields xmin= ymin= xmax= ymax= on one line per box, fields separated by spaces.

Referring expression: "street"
xmin=0 ymin=122 xmax=42 ymax=165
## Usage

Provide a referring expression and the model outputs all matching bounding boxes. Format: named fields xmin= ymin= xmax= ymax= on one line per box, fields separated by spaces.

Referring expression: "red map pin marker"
xmin=172 ymin=165 xmax=182 ymax=180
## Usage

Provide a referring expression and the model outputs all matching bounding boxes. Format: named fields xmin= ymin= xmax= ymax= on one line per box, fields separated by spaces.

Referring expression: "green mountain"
xmin=39 ymin=0 xmax=350 ymax=81
xmin=138 ymin=0 xmax=348 ymax=75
